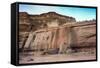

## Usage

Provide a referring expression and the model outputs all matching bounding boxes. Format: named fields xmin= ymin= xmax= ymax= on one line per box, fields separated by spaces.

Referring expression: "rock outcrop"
xmin=19 ymin=12 xmax=76 ymax=49
xmin=19 ymin=12 xmax=76 ymax=31
xmin=19 ymin=12 xmax=96 ymax=54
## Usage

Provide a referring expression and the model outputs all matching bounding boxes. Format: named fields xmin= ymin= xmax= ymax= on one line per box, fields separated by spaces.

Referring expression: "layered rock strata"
xmin=19 ymin=12 xmax=96 ymax=54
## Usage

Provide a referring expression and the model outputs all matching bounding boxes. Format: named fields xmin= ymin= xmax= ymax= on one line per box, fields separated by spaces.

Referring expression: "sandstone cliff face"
xmin=19 ymin=12 xmax=76 ymax=31
xmin=19 ymin=12 xmax=76 ymax=49
xmin=19 ymin=12 xmax=96 ymax=54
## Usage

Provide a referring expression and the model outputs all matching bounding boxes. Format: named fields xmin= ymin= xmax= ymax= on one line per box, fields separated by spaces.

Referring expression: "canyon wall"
xmin=19 ymin=12 xmax=96 ymax=54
